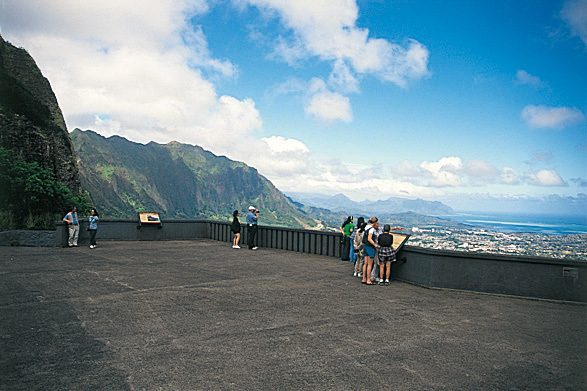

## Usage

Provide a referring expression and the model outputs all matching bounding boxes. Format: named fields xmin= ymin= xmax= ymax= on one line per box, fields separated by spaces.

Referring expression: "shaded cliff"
xmin=0 ymin=34 xmax=80 ymax=191
xmin=0 ymin=35 xmax=86 ymax=229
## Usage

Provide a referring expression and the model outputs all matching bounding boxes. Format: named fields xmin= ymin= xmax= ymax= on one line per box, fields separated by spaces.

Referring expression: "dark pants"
xmin=247 ymin=224 xmax=257 ymax=249
xmin=89 ymin=229 xmax=97 ymax=246
xmin=341 ymin=236 xmax=350 ymax=261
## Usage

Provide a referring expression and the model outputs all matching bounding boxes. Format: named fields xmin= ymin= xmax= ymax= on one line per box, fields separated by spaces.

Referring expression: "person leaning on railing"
xmin=362 ymin=216 xmax=379 ymax=285
xmin=339 ymin=216 xmax=354 ymax=261
xmin=353 ymin=220 xmax=366 ymax=278
xmin=231 ymin=210 xmax=241 ymax=249
xmin=63 ymin=206 xmax=79 ymax=247
xmin=246 ymin=206 xmax=259 ymax=250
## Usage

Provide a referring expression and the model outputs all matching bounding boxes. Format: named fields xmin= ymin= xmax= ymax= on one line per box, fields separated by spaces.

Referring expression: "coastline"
xmin=439 ymin=211 xmax=587 ymax=235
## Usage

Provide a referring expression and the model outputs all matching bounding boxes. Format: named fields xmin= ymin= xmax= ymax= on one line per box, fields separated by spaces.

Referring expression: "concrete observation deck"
xmin=1 ymin=240 xmax=585 ymax=390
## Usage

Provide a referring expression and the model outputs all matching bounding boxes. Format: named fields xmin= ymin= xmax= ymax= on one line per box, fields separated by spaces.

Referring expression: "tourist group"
xmin=340 ymin=216 xmax=402 ymax=286
xmin=63 ymin=206 xmax=100 ymax=249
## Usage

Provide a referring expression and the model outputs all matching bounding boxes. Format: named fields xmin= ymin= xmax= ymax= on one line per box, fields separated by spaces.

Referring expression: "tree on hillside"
xmin=0 ymin=147 xmax=90 ymax=229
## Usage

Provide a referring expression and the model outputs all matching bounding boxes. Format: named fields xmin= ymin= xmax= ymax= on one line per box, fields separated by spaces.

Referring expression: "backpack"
xmin=362 ymin=226 xmax=372 ymax=245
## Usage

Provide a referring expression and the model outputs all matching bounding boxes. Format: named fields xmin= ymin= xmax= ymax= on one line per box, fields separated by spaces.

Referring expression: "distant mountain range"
xmin=71 ymin=129 xmax=317 ymax=228
xmin=287 ymin=192 xmax=454 ymax=216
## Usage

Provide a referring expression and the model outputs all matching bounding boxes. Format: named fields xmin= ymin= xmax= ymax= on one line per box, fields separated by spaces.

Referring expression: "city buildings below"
xmin=406 ymin=227 xmax=587 ymax=261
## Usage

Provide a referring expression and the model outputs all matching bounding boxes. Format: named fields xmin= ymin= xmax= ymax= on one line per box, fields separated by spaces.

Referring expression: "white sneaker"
xmin=232 ymin=245 xmax=238 ymax=249
xmin=353 ymin=272 xmax=357 ymax=277
xmin=252 ymin=246 xmax=258 ymax=250
xmin=235 ymin=245 xmax=241 ymax=249
xmin=358 ymin=273 xmax=362 ymax=278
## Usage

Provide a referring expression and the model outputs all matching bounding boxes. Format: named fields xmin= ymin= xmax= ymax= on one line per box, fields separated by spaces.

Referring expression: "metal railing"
xmin=209 ymin=221 xmax=342 ymax=257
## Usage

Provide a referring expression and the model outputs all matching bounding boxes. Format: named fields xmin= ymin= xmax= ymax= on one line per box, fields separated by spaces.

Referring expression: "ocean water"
xmin=445 ymin=212 xmax=587 ymax=235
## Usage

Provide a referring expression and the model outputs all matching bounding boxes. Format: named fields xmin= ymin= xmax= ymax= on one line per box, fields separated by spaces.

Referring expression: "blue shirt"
xmin=246 ymin=212 xmax=258 ymax=225
xmin=88 ymin=216 xmax=99 ymax=230
xmin=64 ymin=212 xmax=78 ymax=225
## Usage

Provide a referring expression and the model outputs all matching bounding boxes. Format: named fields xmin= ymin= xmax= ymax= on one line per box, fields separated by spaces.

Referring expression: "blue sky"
xmin=1 ymin=0 xmax=586 ymax=214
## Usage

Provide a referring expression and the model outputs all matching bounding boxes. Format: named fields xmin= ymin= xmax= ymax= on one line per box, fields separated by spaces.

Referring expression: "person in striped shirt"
xmin=63 ymin=206 xmax=79 ymax=247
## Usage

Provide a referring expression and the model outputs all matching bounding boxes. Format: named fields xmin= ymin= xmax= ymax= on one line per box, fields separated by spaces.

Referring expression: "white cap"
xmin=248 ymin=206 xmax=255 ymax=211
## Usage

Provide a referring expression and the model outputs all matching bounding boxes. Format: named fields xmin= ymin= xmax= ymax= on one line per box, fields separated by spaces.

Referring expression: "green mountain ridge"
xmin=71 ymin=129 xmax=318 ymax=228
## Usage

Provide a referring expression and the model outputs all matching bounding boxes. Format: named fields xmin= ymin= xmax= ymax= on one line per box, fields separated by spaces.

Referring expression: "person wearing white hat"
xmin=246 ymin=206 xmax=259 ymax=250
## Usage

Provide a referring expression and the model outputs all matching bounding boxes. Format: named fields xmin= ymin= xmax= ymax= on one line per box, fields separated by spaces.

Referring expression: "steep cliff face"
xmin=0 ymin=34 xmax=80 ymax=191
xmin=71 ymin=129 xmax=317 ymax=228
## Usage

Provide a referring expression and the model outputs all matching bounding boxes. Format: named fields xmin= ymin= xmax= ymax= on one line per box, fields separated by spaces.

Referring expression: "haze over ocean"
xmin=446 ymin=211 xmax=587 ymax=235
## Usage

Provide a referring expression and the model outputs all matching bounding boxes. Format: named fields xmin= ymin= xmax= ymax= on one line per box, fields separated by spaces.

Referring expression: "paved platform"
xmin=1 ymin=240 xmax=585 ymax=390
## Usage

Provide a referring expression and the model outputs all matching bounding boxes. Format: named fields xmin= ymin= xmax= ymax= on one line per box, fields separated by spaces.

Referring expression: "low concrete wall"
xmin=52 ymin=219 xmax=587 ymax=302
xmin=0 ymin=230 xmax=56 ymax=247
xmin=395 ymin=246 xmax=587 ymax=302
xmin=55 ymin=220 xmax=209 ymax=246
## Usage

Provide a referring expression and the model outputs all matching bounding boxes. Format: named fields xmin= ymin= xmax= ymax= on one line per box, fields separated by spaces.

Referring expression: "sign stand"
xmin=137 ymin=212 xmax=163 ymax=229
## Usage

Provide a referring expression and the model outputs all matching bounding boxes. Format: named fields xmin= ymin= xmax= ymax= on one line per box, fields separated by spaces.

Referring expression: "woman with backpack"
xmin=362 ymin=216 xmax=379 ymax=285
xmin=353 ymin=220 xmax=366 ymax=277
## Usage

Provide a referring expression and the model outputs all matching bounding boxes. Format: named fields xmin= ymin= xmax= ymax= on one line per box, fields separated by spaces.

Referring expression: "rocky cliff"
xmin=0 ymin=34 xmax=80 ymax=191
xmin=71 ymin=129 xmax=318 ymax=228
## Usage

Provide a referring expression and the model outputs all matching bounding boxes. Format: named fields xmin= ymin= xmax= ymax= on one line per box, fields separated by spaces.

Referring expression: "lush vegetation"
xmin=0 ymin=147 xmax=91 ymax=229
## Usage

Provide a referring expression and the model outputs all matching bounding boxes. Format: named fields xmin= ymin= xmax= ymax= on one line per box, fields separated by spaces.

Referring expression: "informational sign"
xmin=138 ymin=212 xmax=162 ymax=226
xmin=391 ymin=232 xmax=410 ymax=252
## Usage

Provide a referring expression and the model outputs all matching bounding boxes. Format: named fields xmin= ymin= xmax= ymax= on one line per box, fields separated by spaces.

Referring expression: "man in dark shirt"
xmin=246 ymin=206 xmax=259 ymax=250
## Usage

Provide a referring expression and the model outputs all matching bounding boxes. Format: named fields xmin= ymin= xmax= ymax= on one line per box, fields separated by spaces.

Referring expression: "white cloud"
xmin=500 ymin=167 xmax=520 ymax=185
xmin=515 ymin=70 xmax=543 ymax=88
xmin=389 ymin=157 xmax=519 ymax=188
xmin=420 ymin=157 xmax=463 ymax=187
xmin=521 ymin=105 xmax=585 ymax=129
xmin=526 ymin=151 xmax=554 ymax=165
xmin=526 ymin=169 xmax=567 ymax=187
xmin=240 ymin=0 xmax=429 ymax=124
xmin=270 ymin=35 xmax=307 ymax=66
xmin=0 ymin=0 xmax=261 ymax=155
xmin=561 ymin=0 xmax=587 ymax=46
xmin=245 ymin=0 xmax=429 ymax=87
xmin=182 ymin=26 xmax=238 ymax=78
xmin=304 ymin=78 xmax=353 ymax=122
xmin=238 ymin=136 xmax=313 ymax=178
xmin=465 ymin=160 xmax=498 ymax=179
xmin=570 ymin=177 xmax=587 ymax=187
xmin=239 ymin=142 xmax=573 ymax=200
xmin=328 ymin=59 xmax=360 ymax=93
xmin=262 ymin=136 xmax=310 ymax=154
xmin=305 ymin=91 xmax=352 ymax=122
